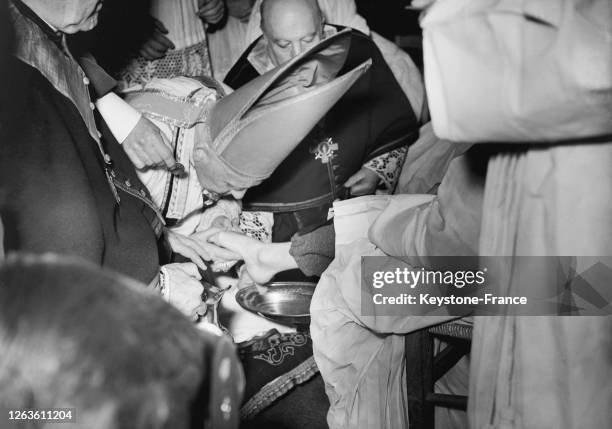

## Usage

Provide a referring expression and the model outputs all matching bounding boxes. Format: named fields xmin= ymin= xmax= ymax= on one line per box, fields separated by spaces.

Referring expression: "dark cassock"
xmin=224 ymin=25 xmax=420 ymax=244
xmin=0 ymin=0 xmax=165 ymax=284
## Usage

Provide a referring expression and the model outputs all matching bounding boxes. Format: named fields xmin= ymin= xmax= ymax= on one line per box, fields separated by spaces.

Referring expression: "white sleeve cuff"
xmin=159 ymin=266 xmax=171 ymax=301
xmin=96 ymin=92 xmax=142 ymax=143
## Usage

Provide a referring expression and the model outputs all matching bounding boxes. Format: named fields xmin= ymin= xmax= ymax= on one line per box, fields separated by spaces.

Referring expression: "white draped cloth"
xmin=470 ymin=141 xmax=612 ymax=429
xmin=208 ymin=16 xmax=250 ymax=80
xmin=150 ymin=0 xmax=207 ymax=50
xmin=311 ymin=140 xmax=483 ymax=428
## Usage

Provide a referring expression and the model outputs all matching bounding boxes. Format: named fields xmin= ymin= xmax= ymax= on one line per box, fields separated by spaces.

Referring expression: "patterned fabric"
xmin=239 ymin=211 xmax=273 ymax=243
xmin=238 ymin=330 xmax=319 ymax=419
xmin=428 ymin=319 xmax=473 ymax=340
xmin=116 ymin=43 xmax=211 ymax=92
xmin=364 ymin=146 xmax=408 ymax=193
xmin=125 ymin=77 xmax=220 ymax=235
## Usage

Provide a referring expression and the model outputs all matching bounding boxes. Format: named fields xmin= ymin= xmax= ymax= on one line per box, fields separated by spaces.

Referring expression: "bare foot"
xmin=210 ymin=231 xmax=296 ymax=284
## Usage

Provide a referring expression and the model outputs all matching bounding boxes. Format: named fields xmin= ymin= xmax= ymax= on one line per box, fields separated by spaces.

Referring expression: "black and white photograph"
xmin=0 ymin=0 xmax=610 ymax=428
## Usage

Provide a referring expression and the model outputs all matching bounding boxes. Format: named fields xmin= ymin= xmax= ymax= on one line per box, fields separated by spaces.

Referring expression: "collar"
xmin=10 ymin=0 xmax=64 ymax=47
xmin=9 ymin=1 xmax=164 ymax=215
xmin=9 ymin=1 xmax=102 ymax=146
xmin=248 ymin=25 xmax=339 ymax=75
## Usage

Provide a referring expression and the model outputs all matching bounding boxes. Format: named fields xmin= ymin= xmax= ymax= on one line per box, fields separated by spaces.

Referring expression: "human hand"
xmin=161 ymin=262 xmax=206 ymax=321
xmin=166 ymin=229 xmax=241 ymax=270
xmin=197 ymin=0 xmax=225 ymax=25
xmin=167 ymin=229 xmax=212 ymax=271
xmin=226 ymin=0 xmax=255 ymax=22
xmin=192 ymin=229 xmax=242 ymax=265
xmin=343 ymin=167 xmax=381 ymax=196
xmin=187 ymin=226 xmax=238 ymax=272
xmin=139 ymin=18 xmax=175 ymax=60
xmin=209 ymin=231 xmax=295 ymax=284
xmin=122 ymin=116 xmax=180 ymax=171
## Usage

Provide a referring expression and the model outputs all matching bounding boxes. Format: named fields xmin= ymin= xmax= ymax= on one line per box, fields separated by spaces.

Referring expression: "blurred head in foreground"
xmin=0 ymin=254 xmax=242 ymax=429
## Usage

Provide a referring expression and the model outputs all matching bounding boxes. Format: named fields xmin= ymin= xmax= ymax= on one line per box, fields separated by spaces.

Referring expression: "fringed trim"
xmin=240 ymin=356 xmax=319 ymax=420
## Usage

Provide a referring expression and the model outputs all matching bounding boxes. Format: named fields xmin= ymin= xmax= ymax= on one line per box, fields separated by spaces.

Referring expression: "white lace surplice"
xmin=118 ymin=0 xmax=212 ymax=90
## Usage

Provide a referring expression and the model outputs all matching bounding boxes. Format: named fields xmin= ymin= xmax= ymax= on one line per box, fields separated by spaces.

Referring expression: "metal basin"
xmin=235 ymin=281 xmax=316 ymax=327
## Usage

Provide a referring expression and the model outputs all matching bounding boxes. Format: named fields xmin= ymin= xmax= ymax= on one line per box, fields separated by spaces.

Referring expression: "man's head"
xmin=260 ymin=0 xmax=324 ymax=65
xmin=0 ymin=255 xmax=214 ymax=429
xmin=22 ymin=0 xmax=103 ymax=33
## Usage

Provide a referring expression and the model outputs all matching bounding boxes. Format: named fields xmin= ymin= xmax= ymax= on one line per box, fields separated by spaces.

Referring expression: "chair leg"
xmin=405 ymin=330 xmax=435 ymax=429
xmin=427 ymin=393 xmax=468 ymax=411
xmin=432 ymin=339 xmax=470 ymax=382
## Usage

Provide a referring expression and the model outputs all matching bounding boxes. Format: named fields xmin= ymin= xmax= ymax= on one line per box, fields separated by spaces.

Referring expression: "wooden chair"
xmin=405 ymin=321 xmax=472 ymax=428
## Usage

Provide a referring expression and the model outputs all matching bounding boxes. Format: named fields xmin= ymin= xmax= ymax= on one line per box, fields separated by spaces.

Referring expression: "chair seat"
xmin=428 ymin=319 xmax=473 ymax=341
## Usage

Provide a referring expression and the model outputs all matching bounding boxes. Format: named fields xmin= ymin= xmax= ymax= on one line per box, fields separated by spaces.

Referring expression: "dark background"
xmin=87 ymin=0 xmax=426 ymax=75
xmin=356 ymin=0 xmax=422 ymax=40
xmin=355 ymin=0 xmax=423 ymax=69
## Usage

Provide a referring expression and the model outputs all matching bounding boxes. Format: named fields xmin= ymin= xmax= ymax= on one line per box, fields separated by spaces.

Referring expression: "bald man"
xmin=225 ymin=0 xmax=419 ymax=258
xmin=259 ymin=0 xmax=324 ymax=64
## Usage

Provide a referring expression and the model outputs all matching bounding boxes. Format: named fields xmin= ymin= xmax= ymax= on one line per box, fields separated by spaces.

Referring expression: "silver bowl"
xmin=235 ymin=281 xmax=316 ymax=327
